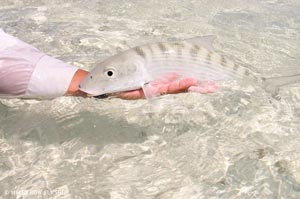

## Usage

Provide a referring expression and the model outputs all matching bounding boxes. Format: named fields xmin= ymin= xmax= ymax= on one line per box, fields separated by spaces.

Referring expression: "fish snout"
xmin=78 ymin=83 xmax=106 ymax=96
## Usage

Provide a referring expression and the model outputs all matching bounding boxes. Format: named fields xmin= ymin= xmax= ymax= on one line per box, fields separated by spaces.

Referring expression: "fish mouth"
xmin=91 ymin=91 xmax=126 ymax=99
xmin=93 ymin=94 xmax=109 ymax=99
xmin=79 ymin=85 xmax=106 ymax=97
xmin=92 ymin=90 xmax=139 ymax=99
xmin=79 ymin=84 xmax=129 ymax=97
xmin=87 ymin=91 xmax=125 ymax=98
xmin=84 ymin=90 xmax=123 ymax=98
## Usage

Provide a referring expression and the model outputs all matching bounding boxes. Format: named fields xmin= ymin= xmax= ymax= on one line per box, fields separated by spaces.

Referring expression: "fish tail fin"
xmin=262 ymin=73 xmax=300 ymax=98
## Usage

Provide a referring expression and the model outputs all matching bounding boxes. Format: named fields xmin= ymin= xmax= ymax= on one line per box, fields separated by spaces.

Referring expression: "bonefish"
xmin=79 ymin=36 xmax=300 ymax=98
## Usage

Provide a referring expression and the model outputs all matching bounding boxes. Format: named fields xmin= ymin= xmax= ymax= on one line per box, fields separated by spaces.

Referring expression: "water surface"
xmin=0 ymin=0 xmax=300 ymax=198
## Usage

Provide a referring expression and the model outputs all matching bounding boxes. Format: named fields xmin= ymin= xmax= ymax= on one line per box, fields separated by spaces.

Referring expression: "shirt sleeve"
xmin=24 ymin=55 xmax=78 ymax=99
xmin=0 ymin=29 xmax=78 ymax=99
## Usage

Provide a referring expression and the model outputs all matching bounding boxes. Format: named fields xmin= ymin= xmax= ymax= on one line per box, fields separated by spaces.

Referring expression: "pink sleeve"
xmin=0 ymin=29 xmax=78 ymax=99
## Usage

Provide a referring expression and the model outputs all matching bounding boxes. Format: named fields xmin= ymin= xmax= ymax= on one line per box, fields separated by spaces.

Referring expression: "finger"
xmin=113 ymin=77 xmax=198 ymax=99
xmin=164 ymin=78 xmax=198 ymax=94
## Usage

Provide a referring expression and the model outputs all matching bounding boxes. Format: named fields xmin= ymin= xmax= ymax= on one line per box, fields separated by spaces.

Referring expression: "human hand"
xmin=67 ymin=69 xmax=89 ymax=97
xmin=111 ymin=73 xmax=218 ymax=100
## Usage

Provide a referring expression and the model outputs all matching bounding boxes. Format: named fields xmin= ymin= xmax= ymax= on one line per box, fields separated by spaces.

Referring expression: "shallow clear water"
xmin=1 ymin=0 xmax=300 ymax=198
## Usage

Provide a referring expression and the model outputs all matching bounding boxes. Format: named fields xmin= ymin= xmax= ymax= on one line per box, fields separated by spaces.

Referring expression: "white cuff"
xmin=24 ymin=55 xmax=78 ymax=99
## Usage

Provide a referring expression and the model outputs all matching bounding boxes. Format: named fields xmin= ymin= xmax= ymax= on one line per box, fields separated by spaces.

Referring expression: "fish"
xmin=79 ymin=36 xmax=300 ymax=99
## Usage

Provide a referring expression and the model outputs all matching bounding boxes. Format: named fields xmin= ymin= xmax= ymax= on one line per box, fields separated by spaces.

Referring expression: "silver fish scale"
xmin=133 ymin=41 xmax=257 ymax=82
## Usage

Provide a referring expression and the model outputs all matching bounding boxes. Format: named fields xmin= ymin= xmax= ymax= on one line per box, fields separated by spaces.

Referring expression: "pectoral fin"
xmin=142 ymin=83 xmax=160 ymax=100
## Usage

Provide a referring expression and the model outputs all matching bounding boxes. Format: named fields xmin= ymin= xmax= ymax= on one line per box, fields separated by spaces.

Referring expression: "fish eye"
xmin=107 ymin=71 xmax=113 ymax=76
xmin=105 ymin=69 xmax=115 ymax=78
